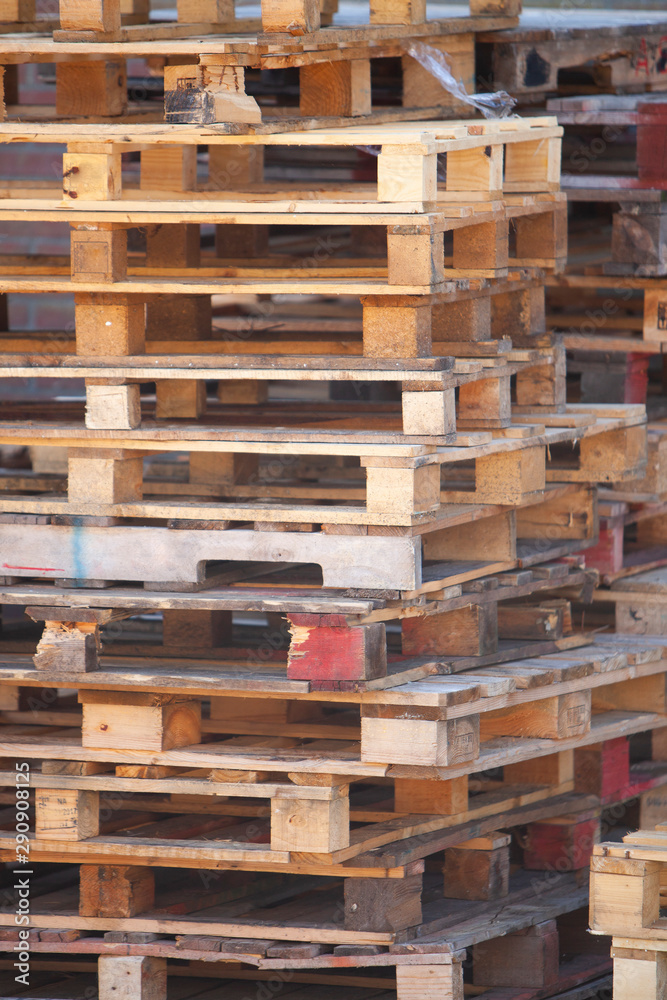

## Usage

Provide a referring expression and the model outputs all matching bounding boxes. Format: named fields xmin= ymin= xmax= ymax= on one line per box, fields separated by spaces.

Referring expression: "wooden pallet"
xmin=0 ymin=269 xmax=547 ymax=352
xmin=548 ymin=273 xmax=667 ymax=348
xmin=0 ymin=21 xmax=525 ymax=134
xmin=0 ymin=725 xmax=661 ymax=993
xmin=548 ymin=94 xmax=667 ymax=194
xmin=580 ymin=498 xmax=667 ymax=585
xmin=0 ymin=742 xmax=657 ymax=986
xmin=477 ymin=10 xmax=667 ymax=100
xmin=0 ymin=120 xmax=566 ymax=291
xmin=0 ymin=559 xmax=599 ymax=681
xmin=0 ymin=272 xmax=559 ymax=425
xmin=0 ymin=348 xmax=560 ymax=435
xmin=0 ymin=877 xmax=612 ymax=999
xmin=0 ymin=492 xmax=600 ymax=593
xmin=0 ymin=119 xmax=564 ymax=208
xmin=0 ymin=404 xmax=643 ymax=523
xmin=47 ymin=0 xmax=519 ymax=44
xmin=0 ymin=952 xmax=614 ymax=1000
xmin=547 ymin=190 xmax=667 ymax=280
xmin=0 ymin=30 xmax=480 ymax=126
xmin=0 ymin=638 xmax=665 ymax=812
xmin=1 ymin=721 xmax=664 ymax=877
xmin=0 ymin=744 xmax=658 ymax=918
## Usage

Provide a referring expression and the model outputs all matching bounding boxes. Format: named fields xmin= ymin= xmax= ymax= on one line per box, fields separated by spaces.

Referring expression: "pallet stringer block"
xmin=211 ymin=144 xmax=268 ymax=258
xmin=402 ymin=35 xmax=474 ymax=113
xmin=364 ymin=461 xmax=441 ymax=516
xmin=33 ymin=620 xmax=101 ymax=673
xmin=612 ymin=948 xmax=667 ymax=1000
xmin=442 ymin=444 xmax=546 ymax=505
xmin=56 ymin=60 xmax=127 ymax=118
xmin=163 ymin=609 xmax=232 ymax=648
xmin=28 ymin=606 xmax=133 ymax=673
xmin=522 ymin=813 xmax=600 ymax=871
xmin=85 ymin=379 xmax=141 ymax=430
xmin=164 ymin=61 xmax=261 ymax=124
xmin=35 ymin=788 xmax=99 ymax=841
xmin=432 ymin=295 xmax=491 ymax=343
xmin=457 ymin=372 xmax=512 ymax=428
xmin=361 ymin=708 xmax=480 ymax=766
xmin=402 ymin=385 xmax=456 ymax=436
xmin=513 ymin=206 xmax=568 ymax=268
xmin=590 ymin=856 xmax=661 ymax=934
xmin=505 ymin=748 xmax=574 ymax=787
xmin=155 ymin=379 xmax=207 ymax=419
xmin=98 ymin=955 xmax=167 ymax=1000
xmin=261 ymin=0 xmax=319 ymax=34
xmin=64 ymin=145 xmax=122 ymax=202
xmin=59 ymin=0 xmax=121 ymax=34
xmin=286 ymin=614 xmax=387 ymax=683
xmin=447 ymin=144 xmax=503 ymax=199
xmin=574 ymin=736 xmax=630 ymax=802
xmin=473 ymin=920 xmax=559 ymax=988
xmin=300 ymin=59 xmax=371 ymax=117
xmin=141 ymin=144 xmax=197 ymax=193
xmin=344 ymin=872 xmax=423 ymax=931
xmin=144 ymin=223 xmax=211 ymax=348
xmin=177 ymin=0 xmax=233 ymax=22
xmin=189 ymin=451 xmax=259 ymax=487
xmin=79 ymin=690 xmax=202 ymax=751
xmin=387 ymin=227 xmax=444 ymax=286
xmin=504 ymin=136 xmax=561 ymax=192
xmin=378 ymin=145 xmax=437 ymax=206
xmin=75 ymin=293 xmax=145 ymax=356
xmin=396 ymin=961 xmax=464 ymax=1000
xmin=480 ymin=690 xmax=591 ymax=740
xmin=361 ymin=296 xmax=432 ymax=358
xmin=81 ymin=865 xmax=156 ymax=917
xmin=443 ymin=832 xmax=511 ymax=901
xmin=70 ymin=224 xmax=126 ymax=282
xmin=394 ymin=775 xmax=469 ymax=815
xmin=515 ymin=343 xmax=566 ymax=410
xmin=402 ymin=603 xmax=498 ymax=657
xmin=68 ymin=448 xmax=143 ymax=505
xmin=0 ymin=0 xmax=36 ymax=24
xmin=271 ymin=783 xmax=349 ymax=853
xmin=452 ymin=219 xmax=509 ymax=274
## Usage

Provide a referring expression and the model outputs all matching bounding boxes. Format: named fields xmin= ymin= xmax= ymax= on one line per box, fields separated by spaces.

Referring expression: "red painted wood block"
xmin=286 ymin=615 xmax=386 ymax=682
xmin=522 ymin=816 xmax=600 ymax=871
xmin=638 ymin=103 xmax=667 ymax=186
xmin=582 ymin=523 xmax=624 ymax=576
xmin=575 ymin=737 xmax=630 ymax=800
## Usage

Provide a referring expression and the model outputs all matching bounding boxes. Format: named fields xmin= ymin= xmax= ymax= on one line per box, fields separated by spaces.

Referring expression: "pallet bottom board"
xmin=0 ymin=959 xmax=613 ymax=1000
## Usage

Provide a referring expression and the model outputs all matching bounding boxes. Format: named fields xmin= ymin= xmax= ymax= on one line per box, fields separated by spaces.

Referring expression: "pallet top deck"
xmin=477 ymin=7 xmax=667 ymax=41
xmin=0 ymin=117 xmax=561 ymax=147
xmin=0 ymin=3 xmax=517 ymax=55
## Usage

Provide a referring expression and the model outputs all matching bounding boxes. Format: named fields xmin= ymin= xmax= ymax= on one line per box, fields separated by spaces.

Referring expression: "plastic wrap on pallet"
xmin=406 ymin=42 xmax=517 ymax=120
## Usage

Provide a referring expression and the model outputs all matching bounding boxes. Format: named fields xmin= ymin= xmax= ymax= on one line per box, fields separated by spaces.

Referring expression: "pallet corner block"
xmin=80 ymin=691 xmax=202 ymax=751
xmin=286 ymin=615 xmax=387 ymax=684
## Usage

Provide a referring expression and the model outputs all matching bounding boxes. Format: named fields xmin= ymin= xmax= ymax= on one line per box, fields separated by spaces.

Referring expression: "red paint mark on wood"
xmin=2 ymin=563 xmax=64 ymax=572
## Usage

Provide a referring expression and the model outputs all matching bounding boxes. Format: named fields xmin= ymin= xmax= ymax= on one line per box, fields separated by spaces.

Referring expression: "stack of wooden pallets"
xmin=509 ymin=14 xmax=667 ymax=645
xmin=478 ymin=8 xmax=667 ymax=996
xmin=0 ymin=3 xmax=662 ymax=1000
